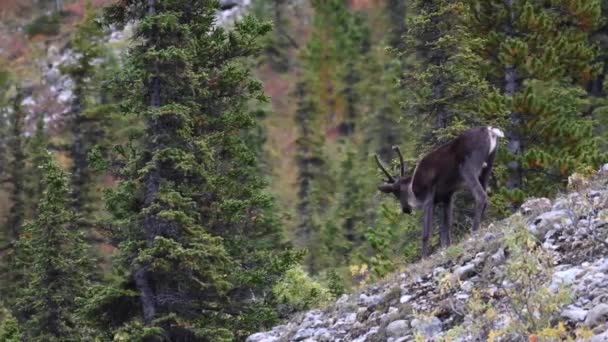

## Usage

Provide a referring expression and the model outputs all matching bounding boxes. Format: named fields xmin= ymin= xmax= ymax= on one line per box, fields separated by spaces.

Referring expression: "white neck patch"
xmin=407 ymin=163 xmax=423 ymax=209
xmin=487 ymin=126 xmax=504 ymax=155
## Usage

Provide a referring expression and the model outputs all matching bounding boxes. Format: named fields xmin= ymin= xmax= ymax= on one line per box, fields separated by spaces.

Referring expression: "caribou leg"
xmin=460 ymin=162 xmax=487 ymax=232
xmin=421 ymin=200 xmax=434 ymax=257
xmin=440 ymin=195 xmax=453 ymax=248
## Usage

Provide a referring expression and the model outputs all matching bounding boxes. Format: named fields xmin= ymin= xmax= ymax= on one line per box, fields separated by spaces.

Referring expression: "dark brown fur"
xmin=376 ymin=126 xmax=501 ymax=257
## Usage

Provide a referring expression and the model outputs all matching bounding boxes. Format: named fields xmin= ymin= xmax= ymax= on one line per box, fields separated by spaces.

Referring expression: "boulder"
xmin=520 ymin=197 xmax=552 ymax=216
xmin=585 ymin=303 xmax=608 ymax=327
xmin=528 ymin=210 xmax=573 ymax=240
xmin=385 ymin=320 xmax=409 ymax=338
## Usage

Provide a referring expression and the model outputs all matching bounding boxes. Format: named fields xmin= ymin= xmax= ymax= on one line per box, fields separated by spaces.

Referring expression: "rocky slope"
xmin=4 ymin=0 xmax=254 ymax=127
xmin=248 ymin=165 xmax=608 ymax=342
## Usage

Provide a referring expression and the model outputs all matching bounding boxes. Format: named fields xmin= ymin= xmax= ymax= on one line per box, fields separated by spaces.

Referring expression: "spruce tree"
xmin=294 ymin=76 xmax=330 ymax=274
xmin=25 ymin=112 xmax=47 ymax=217
xmin=6 ymin=91 xmax=26 ymax=240
xmin=83 ymin=1 xmax=297 ymax=339
xmin=403 ymin=0 xmax=492 ymax=150
xmin=60 ymin=5 xmax=105 ymax=218
xmin=466 ymin=0 xmax=606 ymax=204
xmin=12 ymin=153 xmax=90 ymax=341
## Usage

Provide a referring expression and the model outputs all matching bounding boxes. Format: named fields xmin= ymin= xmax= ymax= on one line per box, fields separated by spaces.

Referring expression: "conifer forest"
xmin=0 ymin=0 xmax=607 ymax=341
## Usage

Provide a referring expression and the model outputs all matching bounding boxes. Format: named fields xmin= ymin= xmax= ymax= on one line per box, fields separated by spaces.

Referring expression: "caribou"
xmin=375 ymin=126 xmax=505 ymax=257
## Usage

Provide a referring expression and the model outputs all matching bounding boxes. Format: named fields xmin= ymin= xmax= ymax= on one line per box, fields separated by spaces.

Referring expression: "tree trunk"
xmin=504 ymin=0 xmax=522 ymax=191
xmin=7 ymin=95 xmax=25 ymax=240
xmin=134 ymin=0 xmax=160 ymax=326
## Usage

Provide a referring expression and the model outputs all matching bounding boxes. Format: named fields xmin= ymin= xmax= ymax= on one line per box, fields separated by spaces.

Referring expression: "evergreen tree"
xmin=466 ymin=0 xmax=606 ymax=204
xmin=83 ymin=1 xmax=297 ymax=339
xmin=263 ymin=0 xmax=297 ymax=72
xmin=60 ymin=5 xmax=105 ymax=218
xmin=403 ymin=0 xmax=492 ymax=150
xmin=6 ymin=91 xmax=26 ymax=240
xmin=25 ymin=112 xmax=47 ymax=217
xmin=294 ymin=76 xmax=331 ymax=274
xmin=323 ymin=145 xmax=375 ymax=267
xmin=11 ymin=153 xmax=90 ymax=341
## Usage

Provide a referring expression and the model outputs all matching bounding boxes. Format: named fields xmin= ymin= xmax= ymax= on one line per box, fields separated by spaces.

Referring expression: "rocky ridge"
xmin=248 ymin=165 xmax=608 ymax=342
xmin=16 ymin=0 xmax=254 ymax=124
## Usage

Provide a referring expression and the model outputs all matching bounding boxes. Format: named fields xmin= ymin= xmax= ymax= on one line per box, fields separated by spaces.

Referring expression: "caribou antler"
xmin=375 ymin=154 xmax=395 ymax=183
xmin=392 ymin=145 xmax=405 ymax=177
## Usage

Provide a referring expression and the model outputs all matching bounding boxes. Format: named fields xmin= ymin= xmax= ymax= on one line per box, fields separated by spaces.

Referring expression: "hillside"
xmin=248 ymin=165 xmax=608 ymax=341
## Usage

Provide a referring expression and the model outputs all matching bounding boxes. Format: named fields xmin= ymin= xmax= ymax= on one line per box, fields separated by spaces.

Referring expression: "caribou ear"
xmin=378 ymin=183 xmax=396 ymax=193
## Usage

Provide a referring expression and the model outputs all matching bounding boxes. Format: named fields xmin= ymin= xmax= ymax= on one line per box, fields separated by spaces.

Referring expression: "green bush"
xmin=272 ymin=266 xmax=333 ymax=311
xmin=24 ymin=12 xmax=67 ymax=37
xmin=0 ymin=307 xmax=21 ymax=342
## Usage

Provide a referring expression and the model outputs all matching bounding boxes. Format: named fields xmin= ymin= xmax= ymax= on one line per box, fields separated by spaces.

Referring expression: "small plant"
xmin=464 ymin=217 xmax=573 ymax=340
xmin=445 ymin=245 xmax=464 ymax=260
xmin=325 ymin=269 xmax=346 ymax=297
xmin=0 ymin=307 xmax=21 ymax=342
xmin=272 ymin=266 xmax=332 ymax=311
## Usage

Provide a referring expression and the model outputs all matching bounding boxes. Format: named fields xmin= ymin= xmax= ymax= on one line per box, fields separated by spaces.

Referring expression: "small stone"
xmin=590 ymin=330 xmax=608 ymax=342
xmin=358 ymin=293 xmax=382 ymax=307
xmin=597 ymin=259 xmax=608 ymax=273
xmin=520 ymin=197 xmax=552 ymax=215
xmin=336 ymin=294 xmax=349 ymax=304
xmin=460 ymin=281 xmax=474 ymax=293
xmin=561 ymin=305 xmax=588 ymax=322
xmin=585 ymin=303 xmax=608 ymax=327
xmin=385 ymin=320 xmax=409 ymax=338
xmin=344 ymin=312 xmax=357 ymax=324
xmin=551 ymin=267 xmax=583 ymax=292
xmin=411 ymin=316 xmax=442 ymax=338
xmin=489 ymin=248 xmax=505 ymax=266
xmin=400 ymin=295 xmax=412 ymax=304
xmin=483 ymin=232 xmax=496 ymax=242
xmin=292 ymin=328 xmax=315 ymax=341
xmin=528 ymin=210 xmax=573 ymax=240
xmin=246 ymin=332 xmax=278 ymax=342
xmin=313 ymin=328 xmax=332 ymax=341
xmin=433 ymin=266 xmax=447 ymax=277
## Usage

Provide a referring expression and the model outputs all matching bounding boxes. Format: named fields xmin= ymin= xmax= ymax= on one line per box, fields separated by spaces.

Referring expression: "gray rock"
xmin=400 ymin=294 xmax=412 ymax=304
xmin=336 ymin=294 xmax=349 ymax=304
xmin=433 ymin=266 xmax=447 ymax=277
xmin=292 ymin=328 xmax=315 ymax=341
xmin=520 ymin=197 xmax=552 ymax=215
xmin=58 ymin=89 xmax=73 ymax=104
xmin=550 ymin=266 xmax=583 ymax=292
xmin=561 ymin=305 xmax=588 ymax=322
xmin=246 ymin=332 xmax=278 ymax=342
xmin=385 ymin=320 xmax=409 ymax=338
xmin=358 ymin=293 xmax=382 ymax=307
xmin=483 ymin=232 xmax=496 ymax=242
xmin=528 ymin=210 xmax=573 ymax=240
xmin=489 ymin=248 xmax=505 ymax=266
xmin=591 ymin=331 xmax=608 ymax=342
xmin=596 ymin=259 xmax=608 ymax=273
xmin=454 ymin=263 xmax=476 ymax=280
xmin=585 ymin=303 xmax=608 ymax=327
xmin=313 ymin=328 xmax=332 ymax=341
xmin=460 ymin=281 xmax=474 ymax=293
xmin=411 ymin=316 xmax=442 ymax=338
xmin=344 ymin=312 xmax=357 ymax=324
